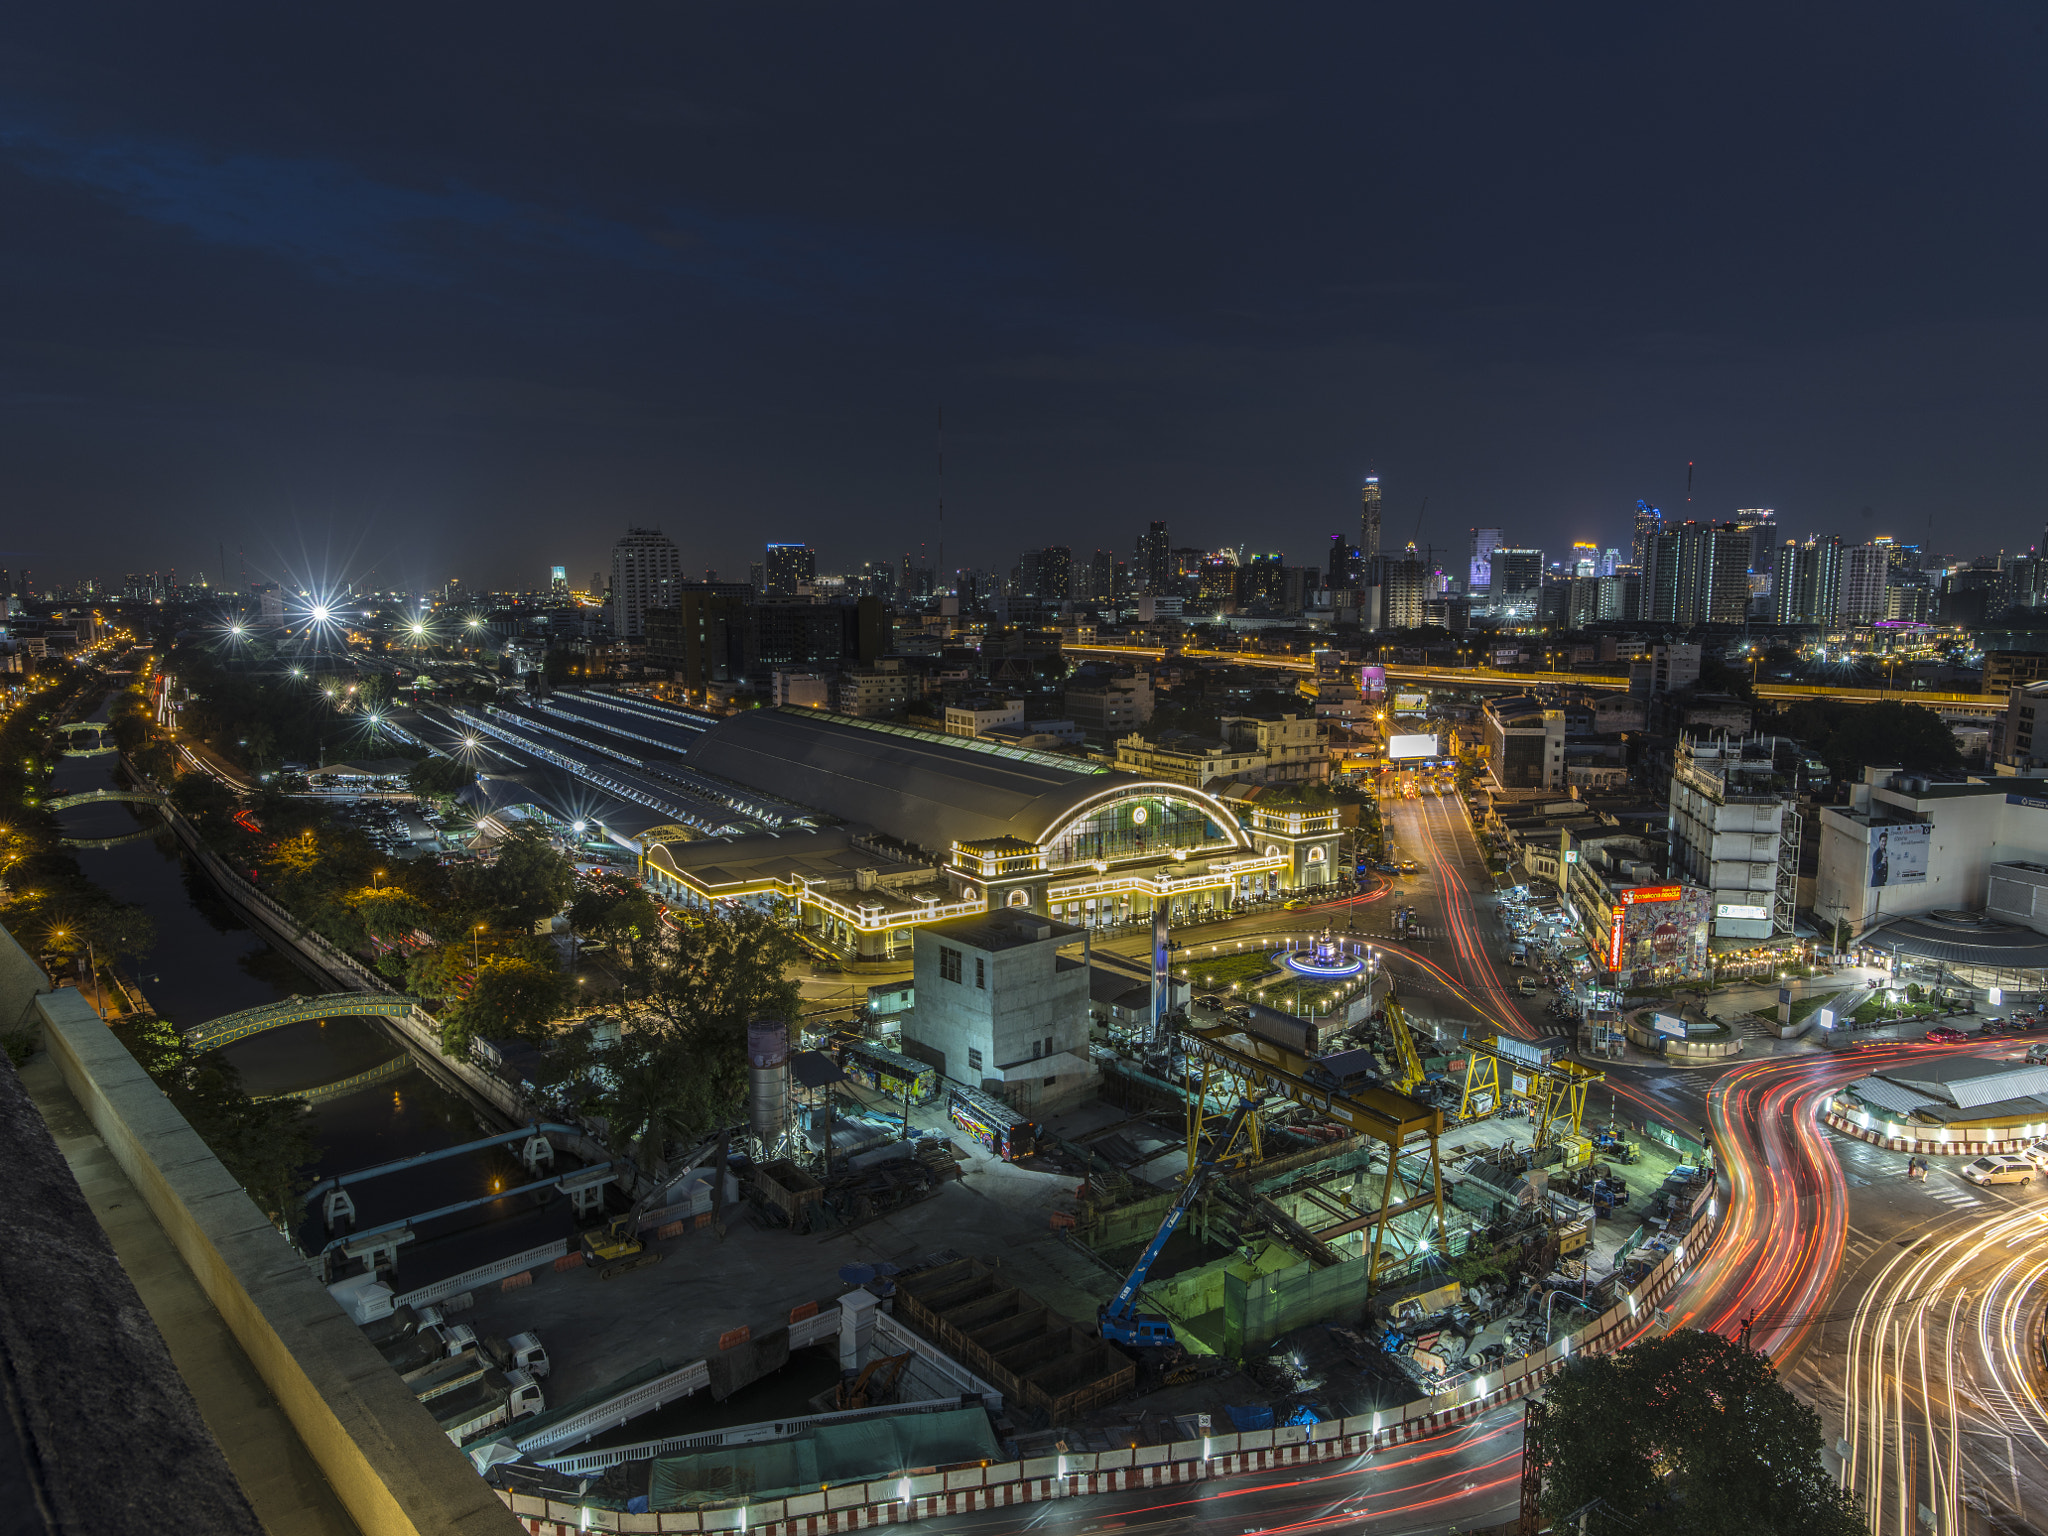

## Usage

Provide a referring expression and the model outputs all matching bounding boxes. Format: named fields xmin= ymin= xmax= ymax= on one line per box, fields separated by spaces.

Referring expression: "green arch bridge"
xmin=185 ymin=992 xmax=418 ymax=1051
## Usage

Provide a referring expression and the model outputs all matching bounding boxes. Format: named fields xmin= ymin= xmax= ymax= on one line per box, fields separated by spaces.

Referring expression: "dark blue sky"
xmin=3 ymin=3 xmax=2044 ymax=592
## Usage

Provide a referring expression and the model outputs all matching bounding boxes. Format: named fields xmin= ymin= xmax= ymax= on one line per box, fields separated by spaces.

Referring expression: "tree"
xmin=1536 ymin=1330 xmax=1863 ymax=1536
xmin=438 ymin=955 xmax=570 ymax=1056
xmin=1776 ymin=698 xmax=1961 ymax=782
xmin=542 ymin=910 xmax=802 ymax=1163
xmin=481 ymin=826 xmax=576 ymax=929
xmin=171 ymin=772 xmax=237 ymax=824
xmin=407 ymin=755 xmax=474 ymax=800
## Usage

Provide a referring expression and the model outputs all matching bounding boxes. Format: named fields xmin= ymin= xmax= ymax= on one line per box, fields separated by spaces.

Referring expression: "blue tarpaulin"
xmin=1224 ymin=1404 xmax=1275 ymax=1431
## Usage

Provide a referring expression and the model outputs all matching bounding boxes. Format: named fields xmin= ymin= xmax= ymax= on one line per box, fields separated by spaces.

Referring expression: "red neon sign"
xmin=1620 ymin=885 xmax=1682 ymax=906
xmin=1609 ymin=913 xmax=1625 ymax=969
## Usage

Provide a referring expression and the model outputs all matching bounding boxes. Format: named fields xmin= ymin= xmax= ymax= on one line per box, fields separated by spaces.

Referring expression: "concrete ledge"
xmin=36 ymin=986 xmax=523 ymax=1536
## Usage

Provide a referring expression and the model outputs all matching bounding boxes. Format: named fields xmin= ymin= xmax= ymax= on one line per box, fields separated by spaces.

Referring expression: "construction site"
xmin=368 ymin=960 xmax=1711 ymax=1519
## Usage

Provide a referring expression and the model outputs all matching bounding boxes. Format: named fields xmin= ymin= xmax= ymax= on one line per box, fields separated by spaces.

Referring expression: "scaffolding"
xmin=1178 ymin=1017 xmax=1445 ymax=1288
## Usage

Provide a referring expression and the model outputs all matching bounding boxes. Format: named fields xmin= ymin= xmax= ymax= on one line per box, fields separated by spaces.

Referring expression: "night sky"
xmin=3 ymin=4 xmax=2044 ymax=592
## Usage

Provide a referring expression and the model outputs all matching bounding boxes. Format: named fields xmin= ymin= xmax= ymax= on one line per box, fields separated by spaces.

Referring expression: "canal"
xmin=47 ymin=694 xmax=542 ymax=1262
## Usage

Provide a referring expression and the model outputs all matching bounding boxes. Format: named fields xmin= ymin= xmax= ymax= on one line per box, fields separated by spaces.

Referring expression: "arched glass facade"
xmin=1043 ymin=791 xmax=1233 ymax=868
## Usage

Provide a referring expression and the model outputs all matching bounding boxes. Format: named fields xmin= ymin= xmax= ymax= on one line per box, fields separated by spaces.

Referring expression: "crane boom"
xmin=1099 ymin=1101 xmax=1249 ymax=1347
xmin=1383 ymin=976 xmax=1425 ymax=1094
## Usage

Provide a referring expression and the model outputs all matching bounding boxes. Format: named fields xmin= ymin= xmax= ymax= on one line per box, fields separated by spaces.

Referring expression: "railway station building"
xmin=640 ymin=708 xmax=1343 ymax=959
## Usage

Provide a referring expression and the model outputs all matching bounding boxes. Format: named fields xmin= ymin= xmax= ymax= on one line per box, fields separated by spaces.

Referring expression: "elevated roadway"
xmin=1064 ymin=644 xmax=2002 ymax=714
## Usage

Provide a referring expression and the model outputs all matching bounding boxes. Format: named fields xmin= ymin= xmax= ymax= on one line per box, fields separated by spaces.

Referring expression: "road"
xmin=917 ymin=1406 xmax=1528 ymax=1536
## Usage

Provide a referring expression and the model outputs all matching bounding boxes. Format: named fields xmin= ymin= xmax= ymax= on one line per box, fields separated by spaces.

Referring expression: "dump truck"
xmin=442 ymin=1322 xmax=552 ymax=1380
xmin=421 ymin=1366 xmax=545 ymax=1447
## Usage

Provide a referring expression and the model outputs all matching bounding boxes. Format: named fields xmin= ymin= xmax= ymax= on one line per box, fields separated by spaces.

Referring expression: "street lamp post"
xmin=473 ymin=922 xmax=486 ymax=968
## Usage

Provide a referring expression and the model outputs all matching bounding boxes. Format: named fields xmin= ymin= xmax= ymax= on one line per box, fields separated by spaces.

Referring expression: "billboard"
xmin=1869 ymin=823 xmax=1929 ymax=888
xmin=1654 ymin=1013 xmax=1687 ymax=1038
xmin=1620 ymin=885 xmax=1683 ymax=906
xmin=1470 ymin=556 xmax=1492 ymax=591
xmin=1388 ymin=734 xmax=1440 ymax=760
xmin=1359 ymin=664 xmax=1387 ymax=700
xmin=1606 ymin=886 xmax=1711 ymax=983
xmin=1393 ymin=691 xmax=1428 ymax=713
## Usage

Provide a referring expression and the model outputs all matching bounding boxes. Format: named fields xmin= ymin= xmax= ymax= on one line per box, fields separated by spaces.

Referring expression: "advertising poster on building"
xmin=1393 ymin=691 xmax=1428 ymax=714
xmin=1606 ymin=885 xmax=1711 ymax=985
xmin=1387 ymin=734 xmax=1440 ymax=760
xmin=1868 ymin=823 xmax=1929 ymax=888
xmin=1359 ymin=664 xmax=1387 ymax=700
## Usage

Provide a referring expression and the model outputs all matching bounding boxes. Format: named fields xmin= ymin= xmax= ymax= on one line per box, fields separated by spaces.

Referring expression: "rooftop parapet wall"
xmin=28 ymin=974 xmax=523 ymax=1536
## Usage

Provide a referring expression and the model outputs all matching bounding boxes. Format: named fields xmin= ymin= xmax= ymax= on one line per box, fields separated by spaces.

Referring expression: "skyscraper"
xmin=1646 ymin=521 xmax=1751 ymax=626
xmin=1733 ymin=508 xmax=1777 ymax=573
xmin=1772 ymin=536 xmax=1844 ymax=626
xmin=1360 ymin=477 xmax=1383 ymax=562
xmin=1137 ymin=521 xmax=1171 ymax=594
xmin=1494 ymin=548 xmax=1545 ymax=616
xmin=763 ymin=542 xmax=818 ymax=596
xmin=549 ymin=565 xmax=568 ymax=599
xmin=1840 ymin=542 xmax=1890 ymax=624
xmin=1469 ymin=527 xmax=1502 ymax=608
xmin=610 ymin=526 xmax=683 ymax=638
xmin=1571 ymin=542 xmax=1599 ymax=578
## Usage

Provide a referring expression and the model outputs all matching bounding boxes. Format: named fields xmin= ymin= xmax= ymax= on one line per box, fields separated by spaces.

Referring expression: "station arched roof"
xmin=685 ymin=706 xmax=1239 ymax=853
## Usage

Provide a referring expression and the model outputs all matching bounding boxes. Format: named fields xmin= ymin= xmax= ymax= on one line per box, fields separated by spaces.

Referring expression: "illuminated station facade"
xmin=632 ymin=708 xmax=1344 ymax=959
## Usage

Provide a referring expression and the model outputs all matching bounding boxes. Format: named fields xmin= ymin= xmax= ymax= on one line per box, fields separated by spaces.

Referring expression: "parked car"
xmin=2011 ymin=1140 xmax=2048 ymax=1171
xmin=1517 ymin=977 xmax=1540 ymax=996
xmin=1977 ymin=1019 xmax=2010 ymax=1036
xmin=1962 ymin=1155 xmax=2034 ymax=1187
xmin=1924 ymin=1026 xmax=1967 ymax=1044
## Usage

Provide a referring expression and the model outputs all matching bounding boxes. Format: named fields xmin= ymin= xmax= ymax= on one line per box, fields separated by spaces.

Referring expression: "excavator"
xmin=1098 ymin=1101 xmax=1252 ymax=1349
xmin=579 ymin=1214 xmax=664 ymax=1280
xmin=835 ymin=1350 xmax=913 ymax=1410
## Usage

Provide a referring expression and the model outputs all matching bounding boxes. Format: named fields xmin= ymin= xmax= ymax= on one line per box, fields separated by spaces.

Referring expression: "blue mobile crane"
xmin=1098 ymin=1100 xmax=1252 ymax=1348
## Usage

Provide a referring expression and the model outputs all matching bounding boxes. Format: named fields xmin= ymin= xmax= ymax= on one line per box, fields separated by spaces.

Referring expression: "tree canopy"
xmin=1774 ymin=698 xmax=1961 ymax=782
xmin=539 ymin=909 xmax=802 ymax=1165
xmin=1536 ymin=1329 xmax=1862 ymax=1536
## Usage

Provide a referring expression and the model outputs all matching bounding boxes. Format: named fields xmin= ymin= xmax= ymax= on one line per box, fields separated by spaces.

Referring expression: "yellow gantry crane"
xmin=1458 ymin=1035 xmax=1603 ymax=1159
xmin=1381 ymin=975 xmax=1425 ymax=1095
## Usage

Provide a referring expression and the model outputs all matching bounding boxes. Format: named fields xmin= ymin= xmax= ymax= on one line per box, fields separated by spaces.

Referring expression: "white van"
xmin=1962 ymin=1155 xmax=2034 ymax=1187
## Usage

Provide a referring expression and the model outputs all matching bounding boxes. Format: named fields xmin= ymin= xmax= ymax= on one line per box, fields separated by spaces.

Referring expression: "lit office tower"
xmin=1571 ymin=542 xmax=1599 ymax=577
xmin=763 ymin=541 xmax=817 ymax=596
xmin=549 ymin=565 xmax=568 ymax=599
xmin=1360 ymin=477 xmax=1383 ymax=561
xmin=1494 ymin=548 xmax=1545 ymax=617
xmin=1470 ymin=527 xmax=1502 ymax=607
xmin=1734 ymin=508 xmax=1777 ymax=572
xmin=1631 ymin=500 xmax=1663 ymax=572
xmin=1839 ymin=542 xmax=1890 ymax=624
xmin=609 ymin=526 xmax=683 ymax=638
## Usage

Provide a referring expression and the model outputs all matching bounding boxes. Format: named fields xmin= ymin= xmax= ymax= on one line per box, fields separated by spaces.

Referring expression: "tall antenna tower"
xmin=936 ymin=406 xmax=946 ymax=594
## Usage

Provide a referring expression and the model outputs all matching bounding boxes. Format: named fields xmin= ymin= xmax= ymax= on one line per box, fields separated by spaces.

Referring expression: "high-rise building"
xmin=1137 ymin=521 xmax=1171 ymax=594
xmin=1494 ymin=548 xmax=1545 ymax=616
xmin=1599 ymin=547 xmax=1620 ymax=578
xmin=1360 ymin=477 xmax=1383 ymax=562
xmin=1327 ymin=534 xmax=1362 ymax=590
xmin=1238 ymin=552 xmax=1285 ymax=606
xmin=1839 ymin=542 xmax=1891 ymax=624
xmin=1733 ymin=508 xmax=1777 ymax=573
xmin=1469 ymin=527 xmax=1502 ymax=606
xmin=763 ymin=542 xmax=817 ymax=596
xmin=549 ymin=565 xmax=568 ymax=599
xmin=1647 ymin=521 xmax=1751 ymax=626
xmin=1197 ymin=552 xmax=1239 ymax=607
xmin=1084 ymin=549 xmax=1116 ymax=603
xmin=1630 ymin=500 xmax=1664 ymax=616
xmin=1772 ymin=536 xmax=1844 ymax=626
xmin=1374 ymin=553 xmax=1430 ymax=629
xmin=610 ymin=527 xmax=683 ymax=638
xmin=1016 ymin=547 xmax=1073 ymax=601
xmin=1571 ymin=542 xmax=1599 ymax=578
